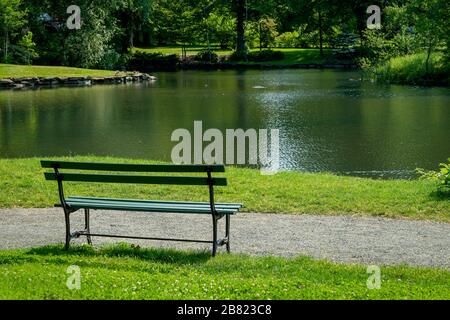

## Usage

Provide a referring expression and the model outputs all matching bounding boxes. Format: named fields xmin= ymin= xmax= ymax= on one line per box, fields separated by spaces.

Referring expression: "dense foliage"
xmin=0 ymin=0 xmax=448 ymax=81
xmin=127 ymin=51 xmax=178 ymax=71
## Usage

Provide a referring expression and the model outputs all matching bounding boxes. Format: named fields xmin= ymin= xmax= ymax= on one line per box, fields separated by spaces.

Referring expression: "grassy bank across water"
xmin=0 ymin=64 xmax=122 ymax=79
xmin=0 ymin=244 xmax=449 ymax=299
xmin=0 ymin=157 xmax=448 ymax=222
xmin=372 ymin=53 xmax=449 ymax=86
xmin=134 ymin=47 xmax=337 ymax=65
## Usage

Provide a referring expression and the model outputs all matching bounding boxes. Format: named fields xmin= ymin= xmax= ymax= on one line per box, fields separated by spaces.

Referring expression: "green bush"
xmin=128 ymin=52 xmax=179 ymax=71
xmin=417 ymin=158 xmax=450 ymax=196
xmin=97 ymin=50 xmax=121 ymax=70
xmin=228 ymin=51 xmax=248 ymax=62
xmin=391 ymin=31 xmax=418 ymax=56
xmin=193 ymin=50 xmax=219 ymax=63
xmin=358 ymin=29 xmax=395 ymax=65
xmin=248 ymin=50 xmax=284 ymax=62
xmin=228 ymin=50 xmax=284 ymax=62
xmin=276 ymin=31 xmax=301 ymax=48
xmin=331 ymin=31 xmax=359 ymax=60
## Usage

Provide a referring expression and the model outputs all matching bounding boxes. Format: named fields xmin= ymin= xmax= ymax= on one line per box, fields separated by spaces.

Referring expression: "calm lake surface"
xmin=1 ymin=69 xmax=449 ymax=178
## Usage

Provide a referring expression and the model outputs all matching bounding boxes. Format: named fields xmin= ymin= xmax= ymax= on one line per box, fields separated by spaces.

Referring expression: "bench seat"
xmin=58 ymin=196 xmax=243 ymax=215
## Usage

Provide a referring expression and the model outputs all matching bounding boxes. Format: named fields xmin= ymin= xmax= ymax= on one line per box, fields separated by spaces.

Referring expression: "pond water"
xmin=1 ymin=69 xmax=449 ymax=178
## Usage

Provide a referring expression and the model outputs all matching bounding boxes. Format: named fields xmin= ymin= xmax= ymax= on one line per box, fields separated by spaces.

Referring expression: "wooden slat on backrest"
xmin=41 ymin=160 xmax=225 ymax=173
xmin=44 ymin=172 xmax=228 ymax=186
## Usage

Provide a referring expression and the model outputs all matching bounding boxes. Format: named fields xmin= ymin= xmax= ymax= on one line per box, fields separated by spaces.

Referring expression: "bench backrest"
xmin=41 ymin=160 xmax=227 ymax=186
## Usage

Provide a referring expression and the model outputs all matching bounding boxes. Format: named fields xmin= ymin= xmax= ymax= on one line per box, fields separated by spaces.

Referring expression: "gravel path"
xmin=1 ymin=208 xmax=449 ymax=269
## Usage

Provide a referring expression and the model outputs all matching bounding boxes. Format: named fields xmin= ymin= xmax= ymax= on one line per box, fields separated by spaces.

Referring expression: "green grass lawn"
xmin=0 ymin=64 xmax=122 ymax=79
xmin=0 ymin=243 xmax=448 ymax=299
xmin=134 ymin=47 xmax=335 ymax=65
xmin=0 ymin=157 xmax=448 ymax=222
xmin=242 ymin=48 xmax=334 ymax=65
xmin=133 ymin=46 xmax=233 ymax=57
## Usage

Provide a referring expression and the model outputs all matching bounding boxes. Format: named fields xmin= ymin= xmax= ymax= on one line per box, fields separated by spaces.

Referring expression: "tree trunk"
xmin=259 ymin=20 xmax=262 ymax=51
xmin=182 ymin=45 xmax=187 ymax=62
xmin=129 ymin=31 xmax=134 ymax=48
xmin=129 ymin=17 xmax=135 ymax=48
xmin=3 ymin=28 xmax=9 ymax=63
xmin=425 ymin=45 xmax=432 ymax=76
xmin=318 ymin=10 xmax=323 ymax=56
xmin=235 ymin=0 xmax=246 ymax=57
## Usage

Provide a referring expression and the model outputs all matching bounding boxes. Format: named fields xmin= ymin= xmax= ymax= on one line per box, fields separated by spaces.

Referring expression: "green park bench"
xmin=41 ymin=160 xmax=243 ymax=256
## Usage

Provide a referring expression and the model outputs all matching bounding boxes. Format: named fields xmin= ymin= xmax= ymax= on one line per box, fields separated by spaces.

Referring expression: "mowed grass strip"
xmin=0 ymin=244 xmax=449 ymax=300
xmin=0 ymin=64 xmax=121 ymax=79
xmin=0 ymin=157 xmax=448 ymax=222
xmin=133 ymin=47 xmax=335 ymax=65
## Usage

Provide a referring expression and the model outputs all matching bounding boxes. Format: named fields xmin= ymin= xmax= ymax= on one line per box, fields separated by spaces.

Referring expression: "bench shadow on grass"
xmin=26 ymin=243 xmax=212 ymax=265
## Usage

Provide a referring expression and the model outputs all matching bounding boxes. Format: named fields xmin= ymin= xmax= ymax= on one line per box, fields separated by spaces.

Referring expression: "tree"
xmin=0 ymin=0 xmax=26 ymax=63
xmin=22 ymin=0 xmax=134 ymax=68
xmin=115 ymin=0 xmax=152 ymax=51
xmin=17 ymin=31 xmax=38 ymax=64
xmin=206 ymin=12 xmax=235 ymax=50
xmin=249 ymin=17 xmax=277 ymax=50
xmin=64 ymin=4 xmax=119 ymax=68
xmin=151 ymin=0 xmax=201 ymax=60
xmin=232 ymin=0 xmax=247 ymax=55
xmin=409 ymin=0 xmax=449 ymax=75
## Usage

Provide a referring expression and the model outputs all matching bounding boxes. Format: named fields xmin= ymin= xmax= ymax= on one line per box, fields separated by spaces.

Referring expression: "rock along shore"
xmin=0 ymin=72 xmax=157 ymax=90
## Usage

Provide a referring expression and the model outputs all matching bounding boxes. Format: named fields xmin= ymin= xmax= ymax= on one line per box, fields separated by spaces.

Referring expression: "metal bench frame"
xmin=42 ymin=161 xmax=241 ymax=256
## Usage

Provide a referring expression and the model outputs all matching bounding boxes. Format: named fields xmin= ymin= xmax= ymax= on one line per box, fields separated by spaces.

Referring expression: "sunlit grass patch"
xmin=372 ymin=52 xmax=449 ymax=86
xmin=0 ymin=243 xmax=449 ymax=300
xmin=0 ymin=64 xmax=122 ymax=79
xmin=0 ymin=157 xmax=449 ymax=222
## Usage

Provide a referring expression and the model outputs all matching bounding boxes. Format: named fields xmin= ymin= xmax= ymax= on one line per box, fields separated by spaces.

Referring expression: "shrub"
xmin=194 ymin=50 xmax=219 ymax=63
xmin=391 ymin=31 xmax=418 ymax=56
xmin=417 ymin=158 xmax=450 ymax=196
xmin=275 ymin=31 xmax=301 ymax=48
xmin=358 ymin=29 xmax=395 ymax=64
xmin=228 ymin=50 xmax=284 ymax=62
xmin=97 ymin=50 xmax=121 ymax=70
xmin=228 ymin=51 xmax=248 ymax=62
xmin=247 ymin=50 xmax=284 ymax=62
xmin=331 ymin=31 xmax=359 ymax=60
xmin=127 ymin=52 xmax=179 ymax=71
xmin=245 ymin=18 xmax=278 ymax=49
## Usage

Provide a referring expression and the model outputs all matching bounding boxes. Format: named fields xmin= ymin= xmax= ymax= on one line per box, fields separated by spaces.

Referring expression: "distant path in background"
xmin=1 ymin=208 xmax=449 ymax=269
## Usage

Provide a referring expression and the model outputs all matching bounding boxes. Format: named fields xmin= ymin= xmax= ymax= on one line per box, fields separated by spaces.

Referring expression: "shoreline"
xmin=0 ymin=63 xmax=357 ymax=90
xmin=0 ymin=72 xmax=156 ymax=90
xmin=179 ymin=62 xmax=357 ymax=70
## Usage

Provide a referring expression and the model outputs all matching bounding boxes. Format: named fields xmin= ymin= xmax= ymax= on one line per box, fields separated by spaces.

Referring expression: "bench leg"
xmin=212 ymin=215 xmax=218 ymax=257
xmin=225 ymin=214 xmax=230 ymax=253
xmin=64 ymin=210 xmax=71 ymax=250
xmin=85 ymin=209 xmax=92 ymax=245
